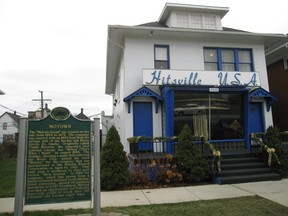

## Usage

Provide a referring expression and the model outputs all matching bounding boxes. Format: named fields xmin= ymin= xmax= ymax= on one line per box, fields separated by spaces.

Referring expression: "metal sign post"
xmin=93 ymin=118 xmax=101 ymax=216
xmin=14 ymin=118 xmax=27 ymax=216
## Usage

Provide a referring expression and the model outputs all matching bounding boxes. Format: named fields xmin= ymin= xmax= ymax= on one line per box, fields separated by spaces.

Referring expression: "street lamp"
xmin=0 ymin=90 xmax=5 ymax=95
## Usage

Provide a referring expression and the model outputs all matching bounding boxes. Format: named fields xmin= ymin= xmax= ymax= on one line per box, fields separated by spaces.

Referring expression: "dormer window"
xmin=176 ymin=13 xmax=217 ymax=30
xmin=190 ymin=15 xmax=202 ymax=28
xmin=177 ymin=14 xmax=189 ymax=28
xmin=159 ymin=4 xmax=228 ymax=30
xmin=204 ymin=15 xmax=216 ymax=29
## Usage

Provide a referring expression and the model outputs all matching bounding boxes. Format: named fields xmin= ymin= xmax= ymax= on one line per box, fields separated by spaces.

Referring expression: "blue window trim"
xmin=154 ymin=44 xmax=170 ymax=69
xmin=204 ymin=47 xmax=254 ymax=72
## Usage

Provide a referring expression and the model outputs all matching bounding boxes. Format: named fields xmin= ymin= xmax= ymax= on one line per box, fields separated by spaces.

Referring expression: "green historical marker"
xmin=25 ymin=107 xmax=91 ymax=204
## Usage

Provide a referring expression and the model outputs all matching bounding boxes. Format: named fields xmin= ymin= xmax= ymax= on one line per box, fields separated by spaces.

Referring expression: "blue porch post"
xmin=163 ymin=87 xmax=174 ymax=154
xmin=245 ymin=91 xmax=251 ymax=151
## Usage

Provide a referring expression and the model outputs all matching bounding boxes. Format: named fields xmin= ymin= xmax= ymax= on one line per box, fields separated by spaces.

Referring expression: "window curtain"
xmin=193 ymin=111 xmax=208 ymax=139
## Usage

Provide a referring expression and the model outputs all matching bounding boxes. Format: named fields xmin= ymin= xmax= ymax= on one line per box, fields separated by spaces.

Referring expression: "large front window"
xmin=204 ymin=48 xmax=253 ymax=72
xmin=174 ymin=92 xmax=245 ymax=140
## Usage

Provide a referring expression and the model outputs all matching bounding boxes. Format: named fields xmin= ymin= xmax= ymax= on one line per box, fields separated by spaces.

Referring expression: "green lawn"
xmin=1 ymin=160 xmax=288 ymax=215
xmin=0 ymin=159 xmax=17 ymax=197
xmin=0 ymin=196 xmax=288 ymax=216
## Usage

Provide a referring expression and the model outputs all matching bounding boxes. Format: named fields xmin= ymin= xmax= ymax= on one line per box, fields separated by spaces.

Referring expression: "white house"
xmin=0 ymin=111 xmax=20 ymax=144
xmin=105 ymin=3 xmax=286 ymax=154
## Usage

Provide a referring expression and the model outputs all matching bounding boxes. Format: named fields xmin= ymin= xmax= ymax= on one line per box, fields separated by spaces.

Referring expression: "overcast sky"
xmin=1 ymin=0 xmax=288 ymax=117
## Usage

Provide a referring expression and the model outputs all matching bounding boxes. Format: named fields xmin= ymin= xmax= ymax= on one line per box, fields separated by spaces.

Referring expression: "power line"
xmin=0 ymin=104 xmax=27 ymax=116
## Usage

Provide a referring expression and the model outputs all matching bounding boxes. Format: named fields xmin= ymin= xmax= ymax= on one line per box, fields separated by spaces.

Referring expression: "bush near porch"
xmin=125 ymin=125 xmax=213 ymax=189
xmin=175 ymin=124 xmax=211 ymax=183
xmin=100 ymin=125 xmax=129 ymax=190
xmin=263 ymin=126 xmax=288 ymax=177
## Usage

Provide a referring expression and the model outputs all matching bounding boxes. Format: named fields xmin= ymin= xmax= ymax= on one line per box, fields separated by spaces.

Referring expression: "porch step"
xmin=219 ymin=167 xmax=273 ymax=177
xmin=215 ymin=153 xmax=281 ymax=184
xmin=216 ymin=173 xmax=281 ymax=184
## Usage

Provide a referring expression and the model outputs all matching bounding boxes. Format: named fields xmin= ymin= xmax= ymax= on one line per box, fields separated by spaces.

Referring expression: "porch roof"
xmin=249 ymin=87 xmax=277 ymax=111
xmin=123 ymin=86 xmax=163 ymax=113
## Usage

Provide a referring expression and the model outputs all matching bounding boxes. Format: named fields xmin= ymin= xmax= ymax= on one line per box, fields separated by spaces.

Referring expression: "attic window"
xmin=177 ymin=14 xmax=189 ymax=27
xmin=204 ymin=16 xmax=216 ymax=29
xmin=190 ymin=15 xmax=202 ymax=28
xmin=175 ymin=12 xmax=221 ymax=30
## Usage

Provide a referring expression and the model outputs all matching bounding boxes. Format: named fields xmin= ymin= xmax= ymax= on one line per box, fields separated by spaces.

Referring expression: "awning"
xmin=249 ymin=87 xmax=277 ymax=111
xmin=123 ymin=86 xmax=163 ymax=113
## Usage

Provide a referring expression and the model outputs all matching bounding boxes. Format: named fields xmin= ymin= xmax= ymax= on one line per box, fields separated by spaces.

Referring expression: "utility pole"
xmin=32 ymin=91 xmax=52 ymax=118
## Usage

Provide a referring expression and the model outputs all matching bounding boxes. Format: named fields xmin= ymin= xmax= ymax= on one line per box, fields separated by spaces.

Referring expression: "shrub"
xmin=128 ymin=171 xmax=149 ymax=186
xmin=156 ymin=154 xmax=183 ymax=185
xmin=264 ymin=126 xmax=288 ymax=177
xmin=100 ymin=126 xmax=129 ymax=190
xmin=175 ymin=124 xmax=211 ymax=183
xmin=0 ymin=142 xmax=17 ymax=161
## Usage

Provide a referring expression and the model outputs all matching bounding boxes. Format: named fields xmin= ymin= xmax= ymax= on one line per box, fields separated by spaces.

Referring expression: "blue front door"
xmin=249 ymin=102 xmax=264 ymax=134
xmin=133 ymin=102 xmax=153 ymax=151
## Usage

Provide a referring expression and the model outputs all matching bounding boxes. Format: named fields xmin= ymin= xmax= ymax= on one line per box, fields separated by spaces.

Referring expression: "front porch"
xmin=127 ymin=138 xmax=248 ymax=172
xmin=127 ymin=136 xmax=284 ymax=184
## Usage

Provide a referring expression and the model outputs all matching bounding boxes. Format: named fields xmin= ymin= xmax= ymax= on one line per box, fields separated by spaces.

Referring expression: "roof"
xmin=265 ymin=34 xmax=288 ymax=65
xmin=137 ymin=22 xmax=168 ymax=28
xmin=137 ymin=22 xmax=250 ymax=33
xmin=249 ymin=87 xmax=277 ymax=111
xmin=75 ymin=109 xmax=90 ymax=120
xmin=123 ymin=86 xmax=163 ymax=113
xmin=0 ymin=111 xmax=21 ymax=123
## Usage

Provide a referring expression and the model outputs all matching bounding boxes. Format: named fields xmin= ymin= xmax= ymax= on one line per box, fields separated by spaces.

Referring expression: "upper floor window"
xmin=3 ymin=123 xmax=7 ymax=130
xmin=204 ymin=48 xmax=253 ymax=72
xmin=154 ymin=45 xmax=170 ymax=69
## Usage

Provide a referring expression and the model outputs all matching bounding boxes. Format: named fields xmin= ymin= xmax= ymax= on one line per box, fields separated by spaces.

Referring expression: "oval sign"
xmin=50 ymin=107 xmax=70 ymax=121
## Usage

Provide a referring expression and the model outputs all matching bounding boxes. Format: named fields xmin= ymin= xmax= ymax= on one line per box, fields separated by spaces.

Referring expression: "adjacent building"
xmin=105 ymin=3 xmax=286 ymax=153
xmin=75 ymin=108 xmax=90 ymax=120
xmin=0 ymin=111 xmax=20 ymax=144
xmin=266 ymin=35 xmax=288 ymax=131
xmin=28 ymin=103 xmax=51 ymax=120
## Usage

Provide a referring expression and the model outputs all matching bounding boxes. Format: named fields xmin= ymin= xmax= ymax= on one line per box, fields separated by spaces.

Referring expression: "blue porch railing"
xmin=129 ymin=137 xmax=248 ymax=157
xmin=129 ymin=138 xmax=177 ymax=156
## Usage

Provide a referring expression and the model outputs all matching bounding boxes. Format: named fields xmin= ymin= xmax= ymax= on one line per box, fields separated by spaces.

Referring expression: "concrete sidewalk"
xmin=1 ymin=179 xmax=288 ymax=214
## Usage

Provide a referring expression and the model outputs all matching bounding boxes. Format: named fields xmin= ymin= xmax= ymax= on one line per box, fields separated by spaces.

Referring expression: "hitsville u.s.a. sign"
xmin=143 ymin=69 xmax=261 ymax=87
